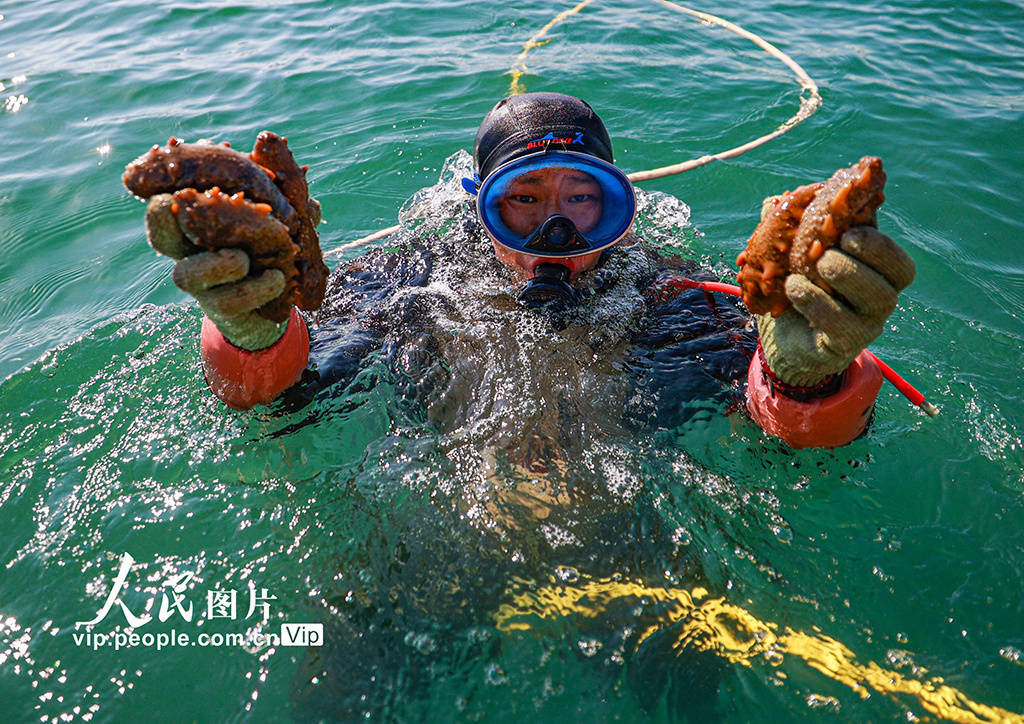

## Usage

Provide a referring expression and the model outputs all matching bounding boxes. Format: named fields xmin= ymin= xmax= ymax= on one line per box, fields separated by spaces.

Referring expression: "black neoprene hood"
xmin=473 ymin=92 xmax=615 ymax=181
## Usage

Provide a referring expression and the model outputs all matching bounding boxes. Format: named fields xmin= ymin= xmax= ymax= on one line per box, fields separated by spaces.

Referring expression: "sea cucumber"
xmin=171 ymin=187 xmax=298 ymax=322
xmin=122 ymin=137 xmax=298 ymax=227
xmin=736 ymin=156 xmax=887 ymax=317
xmin=123 ymin=132 xmax=329 ymax=319
xmin=250 ymin=131 xmax=328 ymax=311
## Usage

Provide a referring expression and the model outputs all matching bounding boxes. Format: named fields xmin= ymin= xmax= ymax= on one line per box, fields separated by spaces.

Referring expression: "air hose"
xmin=669 ymin=277 xmax=939 ymax=416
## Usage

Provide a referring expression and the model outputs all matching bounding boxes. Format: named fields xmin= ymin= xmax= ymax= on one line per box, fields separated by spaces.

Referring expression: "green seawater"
xmin=1 ymin=1 xmax=1023 ymax=721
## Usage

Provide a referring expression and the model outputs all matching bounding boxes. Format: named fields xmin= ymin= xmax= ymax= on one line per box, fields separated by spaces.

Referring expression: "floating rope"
xmin=506 ymin=0 xmax=822 ymax=183
xmin=630 ymin=0 xmax=821 ymax=181
xmin=327 ymin=0 xmax=821 ymax=255
xmin=508 ymin=0 xmax=599 ymax=96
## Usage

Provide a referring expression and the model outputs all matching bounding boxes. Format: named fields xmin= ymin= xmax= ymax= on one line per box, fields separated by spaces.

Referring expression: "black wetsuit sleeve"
xmin=627 ymin=269 xmax=757 ymax=431
xmin=276 ymin=245 xmax=434 ymax=411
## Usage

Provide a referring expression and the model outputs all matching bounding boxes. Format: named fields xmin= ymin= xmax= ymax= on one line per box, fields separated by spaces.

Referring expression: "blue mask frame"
xmin=472 ymin=151 xmax=636 ymax=257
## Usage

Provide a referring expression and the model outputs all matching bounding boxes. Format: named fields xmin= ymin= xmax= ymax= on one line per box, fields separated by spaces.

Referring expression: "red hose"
xmin=676 ymin=278 xmax=938 ymax=416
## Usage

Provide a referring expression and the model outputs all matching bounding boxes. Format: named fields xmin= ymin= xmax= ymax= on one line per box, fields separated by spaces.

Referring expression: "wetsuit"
xmin=200 ymin=225 xmax=881 ymax=449
xmin=195 ymin=218 xmax=885 ymax=719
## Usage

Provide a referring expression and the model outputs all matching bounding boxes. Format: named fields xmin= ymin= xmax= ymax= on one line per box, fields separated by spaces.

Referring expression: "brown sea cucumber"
xmin=171 ymin=187 xmax=298 ymax=323
xmin=250 ymin=131 xmax=328 ymax=311
xmin=123 ymin=132 xmax=329 ymax=320
xmin=736 ymin=156 xmax=887 ymax=317
xmin=122 ymin=138 xmax=298 ymax=227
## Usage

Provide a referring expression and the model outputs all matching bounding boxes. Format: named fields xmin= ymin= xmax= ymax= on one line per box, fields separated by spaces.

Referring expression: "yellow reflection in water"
xmin=495 ymin=576 xmax=1022 ymax=723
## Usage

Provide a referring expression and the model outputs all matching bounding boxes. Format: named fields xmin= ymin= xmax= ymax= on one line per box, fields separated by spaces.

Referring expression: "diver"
xmin=146 ymin=91 xmax=915 ymax=450
xmin=138 ymin=92 xmax=916 ymax=720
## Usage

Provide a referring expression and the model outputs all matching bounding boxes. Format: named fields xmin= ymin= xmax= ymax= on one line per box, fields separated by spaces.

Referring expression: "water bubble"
xmin=485 ymin=663 xmax=507 ymax=686
xmin=403 ymin=631 xmax=436 ymax=655
xmin=577 ymin=638 xmax=602 ymax=657
xmin=672 ymin=527 xmax=692 ymax=546
xmin=999 ymin=646 xmax=1022 ymax=665
xmin=772 ymin=524 xmax=793 ymax=543
xmin=4 ymin=94 xmax=28 ymax=113
xmin=887 ymin=649 xmax=914 ymax=668
xmin=762 ymin=645 xmax=784 ymax=666
xmin=806 ymin=694 xmax=840 ymax=710
xmin=554 ymin=566 xmax=579 ymax=584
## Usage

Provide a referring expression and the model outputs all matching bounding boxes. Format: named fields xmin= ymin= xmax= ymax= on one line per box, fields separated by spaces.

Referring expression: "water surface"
xmin=1 ymin=0 xmax=1023 ymax=721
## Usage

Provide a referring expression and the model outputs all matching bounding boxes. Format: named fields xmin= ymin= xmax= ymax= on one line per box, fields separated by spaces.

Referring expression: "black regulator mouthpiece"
xmin=517 ymin=262 xmax=580 ymax=308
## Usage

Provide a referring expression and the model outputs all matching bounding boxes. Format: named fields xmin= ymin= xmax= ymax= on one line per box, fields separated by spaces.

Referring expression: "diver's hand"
xmin=758 ymin=226 xmax=916 ymax=388
xmin=146 ymin=194 xmax=289 ymax=351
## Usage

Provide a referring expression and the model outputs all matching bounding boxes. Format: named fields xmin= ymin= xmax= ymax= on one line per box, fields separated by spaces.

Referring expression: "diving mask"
xmin=469 ymin=151 xmax=636 ymax=258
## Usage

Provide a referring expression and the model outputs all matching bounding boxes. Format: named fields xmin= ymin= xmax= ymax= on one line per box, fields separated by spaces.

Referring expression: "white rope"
xmin=326 ymin=0 xmax=821 ymax=257
xmin=628 ymin=0 xmax=820 ymax=182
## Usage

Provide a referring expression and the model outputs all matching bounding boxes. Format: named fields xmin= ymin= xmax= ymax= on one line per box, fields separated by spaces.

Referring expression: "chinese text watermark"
xmin=73 ymin=553 xmax=321 ymax=650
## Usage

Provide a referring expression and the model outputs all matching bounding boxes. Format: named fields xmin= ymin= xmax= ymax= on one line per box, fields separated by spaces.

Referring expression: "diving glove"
xmin=758 ymin=226 xmax=916 ymax=388
xmin=146 ymin=194 xmax=289 ymax=351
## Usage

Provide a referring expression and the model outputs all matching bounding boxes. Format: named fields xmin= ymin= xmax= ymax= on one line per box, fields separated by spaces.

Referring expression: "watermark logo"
xmin=73 ymin=553 xmax=320 ymax=651
xmin=281 ymin=623 xmax=323 ymax=647
xmin=75 ymin=553 xmax=277 ymax=627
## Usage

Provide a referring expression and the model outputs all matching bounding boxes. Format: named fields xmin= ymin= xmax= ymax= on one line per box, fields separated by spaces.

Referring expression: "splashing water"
xmin=6 ymin=153 xmax=1013 ymax=722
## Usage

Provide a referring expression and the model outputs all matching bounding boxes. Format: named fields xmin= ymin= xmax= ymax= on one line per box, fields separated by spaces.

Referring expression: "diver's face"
xmin=493 ymin=166 xmax=604 ymax=280
xmin=497 ymin=166 xmax=603 ymax=237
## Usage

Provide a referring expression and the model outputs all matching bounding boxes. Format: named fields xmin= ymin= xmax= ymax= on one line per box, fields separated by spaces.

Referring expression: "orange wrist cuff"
xmin=746 ymin=349 xmax=883 ymax=449
xmin=200 ymin=306 xmax=309 ymax=410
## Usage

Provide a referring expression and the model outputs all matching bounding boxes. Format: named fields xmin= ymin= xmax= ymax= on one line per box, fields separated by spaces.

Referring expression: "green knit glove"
xmin=758 ymin=226 xmax=916 ymax=388
xmin=146 ymin=194 xmax=289 ymax=351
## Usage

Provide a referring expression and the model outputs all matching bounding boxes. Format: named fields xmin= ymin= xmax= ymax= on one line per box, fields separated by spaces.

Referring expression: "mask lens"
xmin=477 ymin=152 xmax=635 ymax=257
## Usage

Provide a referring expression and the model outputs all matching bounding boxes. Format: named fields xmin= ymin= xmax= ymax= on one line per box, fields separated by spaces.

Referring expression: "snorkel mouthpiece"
xmin=517 ymin=262 xmax=580 ymax=308
xmin=523 ymin=214 xmax=591 ymax=254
